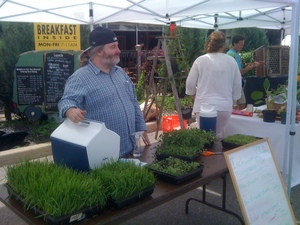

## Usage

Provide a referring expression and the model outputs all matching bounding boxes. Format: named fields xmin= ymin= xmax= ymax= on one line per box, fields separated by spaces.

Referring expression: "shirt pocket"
xmin=123 ymin=80 xmax=135 ymax=101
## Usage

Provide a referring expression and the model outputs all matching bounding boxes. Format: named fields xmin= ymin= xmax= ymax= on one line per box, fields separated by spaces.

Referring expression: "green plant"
xmin=6 ymin=159 xmax=107 ymax=218
xmin=297 ymin=88 xmax=300 ymax=103
xmin=34 ymin=119 xmax=61 ymax=137
xmin=223 ymin=134 xmax=259 ymax=145
xmin=136 ymin=69 xmax=147 ymax=101
xmin=90 ymin=160 xmax=156 ymax=201
xmin=155 ymin=95 xmax=177 ymax=110
xmin=147 ymin=157 xmax=200 ymax=177
xmin=240 ymin=51 xmax=255 ymax=77
xmin=1 ymin=117 xmax=60 ymax=142
xmin=156 ymin=128 xmax=215 ymax=158
xmin=180 ymin=95 xmax=194 ymax=109
xmin=155 ymin=95 xmax=194 ymax=111
xmin=251 ymin=78 xmax=287 ymax=106
xmin=278 ymin=105 xmax=287 ymax=113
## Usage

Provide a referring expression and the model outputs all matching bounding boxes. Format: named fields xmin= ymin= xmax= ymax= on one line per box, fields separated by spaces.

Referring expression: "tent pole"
xmin=136 ymin=24 xmax=139 ymax=45
xmin=89 ymin=2 xmax=94 ymax=31
xmin=284 ymin=0 xmax=299 ymax=197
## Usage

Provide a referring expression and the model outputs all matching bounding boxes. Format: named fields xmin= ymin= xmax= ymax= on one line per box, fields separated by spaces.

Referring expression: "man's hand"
xmin=141 ymin=131 xmax=151 ymax=146
xmin=65 ymin=108 xmax=87 ymax=123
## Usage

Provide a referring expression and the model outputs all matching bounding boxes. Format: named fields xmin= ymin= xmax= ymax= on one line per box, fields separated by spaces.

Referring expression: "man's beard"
xmin=101 ymin=52 xmax=120 ymax=67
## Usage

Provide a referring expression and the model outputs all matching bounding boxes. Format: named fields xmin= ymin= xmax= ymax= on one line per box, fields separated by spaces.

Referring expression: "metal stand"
xmin=143 ymin=36 xmax=184 ymax=139
xmin=185 ymin=175 xmax=245 ymax=225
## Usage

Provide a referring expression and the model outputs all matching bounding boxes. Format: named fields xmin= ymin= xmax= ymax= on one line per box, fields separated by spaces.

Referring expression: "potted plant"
xmin=262 ymin=109 xmax=277 ymax=122
xmin=180 ymin=96 xmax=194 ymax=119
xmin=251 ymin=78 xmax=287 ymax=112
xmin=278 ymin=105 xmax=287 ymax=124
xmin=146 ymin=156 xmax=204 ymax=185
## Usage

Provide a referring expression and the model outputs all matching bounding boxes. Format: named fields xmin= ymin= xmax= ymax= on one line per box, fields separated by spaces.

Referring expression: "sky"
xmin=281 ymin=34 xmax=291 ymax=46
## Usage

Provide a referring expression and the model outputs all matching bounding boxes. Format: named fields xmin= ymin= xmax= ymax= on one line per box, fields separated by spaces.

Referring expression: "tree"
xmin=229 ymin=27 xmax=269 ymax=52
xmin=0 ymin=22 xmax=34 ymax=120
xmin=175 ymin=26 xmax=207 ymax=66
xmin=80 ymin=25 xmax=90 ymax=50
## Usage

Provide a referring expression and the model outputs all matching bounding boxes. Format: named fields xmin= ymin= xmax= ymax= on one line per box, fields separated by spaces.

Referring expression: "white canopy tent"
xmin=0 ymin=0 xmax=297 ymax=33
xmin=0 ymin=0 xmax=299 ymax=195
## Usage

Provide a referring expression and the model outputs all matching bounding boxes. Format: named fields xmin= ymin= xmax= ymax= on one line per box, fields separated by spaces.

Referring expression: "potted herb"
xmin=6 ymin=159 xmax=108 ymax=224
xmin=90 ymin=160 xmax=156 ymax=209
xmin=251 ymin=78 xmax=287 ymax=111
xmin=180 ymin=96 xmax=194 ymax=119
xmin=155 ymin=128 xmax=215 ymax=160
xmin=221 ymin=134 xmax=261 ymax=149
xmin=278 ymin=105 xmax=287 ymax=124
xmin=262 ymin=109 xmax=277 ymax=122
xmin=146 ymin=156 xmax=204 ymax=184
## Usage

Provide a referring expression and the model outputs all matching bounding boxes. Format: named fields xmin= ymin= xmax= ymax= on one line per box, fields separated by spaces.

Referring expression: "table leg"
xmin=185 ymin=175 xmax=245 ymax=225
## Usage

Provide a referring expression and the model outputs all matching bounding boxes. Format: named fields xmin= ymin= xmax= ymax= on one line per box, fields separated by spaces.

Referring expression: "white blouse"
xmin=186 ymin=52 xmax=242 ymax=112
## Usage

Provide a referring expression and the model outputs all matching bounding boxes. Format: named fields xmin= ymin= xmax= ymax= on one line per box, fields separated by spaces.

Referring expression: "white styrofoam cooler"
xmin=51 ymin=118 xmax=120 ymax=171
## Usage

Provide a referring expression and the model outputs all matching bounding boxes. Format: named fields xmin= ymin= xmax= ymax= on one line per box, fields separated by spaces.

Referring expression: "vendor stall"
xmin=224 ymin=112 xmax=300 ymax=187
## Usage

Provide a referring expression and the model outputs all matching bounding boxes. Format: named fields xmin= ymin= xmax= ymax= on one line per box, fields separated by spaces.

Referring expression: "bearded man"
xmin=58 ymin=27 xmax=150 ymax=157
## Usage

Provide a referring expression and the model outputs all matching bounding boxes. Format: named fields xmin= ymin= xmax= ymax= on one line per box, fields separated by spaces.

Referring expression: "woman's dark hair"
xmin=204 ymin=31 xmax=226 ymax=53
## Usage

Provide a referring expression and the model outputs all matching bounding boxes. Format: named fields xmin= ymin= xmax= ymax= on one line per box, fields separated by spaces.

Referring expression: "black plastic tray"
xmin=148 ymin=165 xmax=204 ymax=185
xmin=5 ymin=184 xmax=104 ymax=225
xmin=204 ymin=141 xmax=214 ymax=149
xmin=221 ymin=137 xmax=262 ymax=149
xmin=110 ymin=186 xmax=154 ymax=209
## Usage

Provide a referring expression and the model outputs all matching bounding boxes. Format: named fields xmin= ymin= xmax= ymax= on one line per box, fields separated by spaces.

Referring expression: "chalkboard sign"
xmin=224 ymin=138 xmax=296 ymax=225
xmin=44 ymin=52 xmax=74 ymax=111
xmin=16 ymin=67 xmax=44 ymax=105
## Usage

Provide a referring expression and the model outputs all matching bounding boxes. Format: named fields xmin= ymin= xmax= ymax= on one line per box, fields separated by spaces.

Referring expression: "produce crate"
xmin=162 ymin=115 xmax=188 ymax=133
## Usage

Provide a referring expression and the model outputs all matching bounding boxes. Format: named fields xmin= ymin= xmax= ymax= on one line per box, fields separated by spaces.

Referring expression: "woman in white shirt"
xmin=186 ymin=31 xmax=241 ymax=138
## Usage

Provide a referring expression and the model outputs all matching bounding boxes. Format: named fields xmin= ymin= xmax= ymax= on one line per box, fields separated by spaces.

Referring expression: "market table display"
xmin=224 ymin=113 xmax=300 ymax=187
xmin=0 ymin=142 xmax=243 ymax=225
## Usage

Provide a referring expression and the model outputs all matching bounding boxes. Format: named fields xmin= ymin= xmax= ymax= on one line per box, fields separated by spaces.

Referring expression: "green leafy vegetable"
xmin=223 ymin=134 xmax=258 ymax=145
xmin=147 ymin=157 xmax=200 ymax=177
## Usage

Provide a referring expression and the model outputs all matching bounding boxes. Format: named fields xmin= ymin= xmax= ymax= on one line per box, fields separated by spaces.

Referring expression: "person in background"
xmin=58 ymin=26 xmax=150 ymax=157
xmin=186 ymin=31 xmax=242 ymax=139
xmin=227 ymin=34 xmax=262 ymax=109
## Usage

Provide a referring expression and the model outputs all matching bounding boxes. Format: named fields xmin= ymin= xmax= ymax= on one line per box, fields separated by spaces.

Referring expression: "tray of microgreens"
xmin=155 ymin=128 xmax=216 ymax=161
xmin=5 ymin=159 xmax=108 ymax=225
xmin=146 ymin=157 xmax=204 ymax=185
xmin=90 ymin=159 xmax=156 ymax=209
xmin=221 ymin=134 xmax=262 ymax=149
xmin=5 ymin=158 xmax=156 ymax=224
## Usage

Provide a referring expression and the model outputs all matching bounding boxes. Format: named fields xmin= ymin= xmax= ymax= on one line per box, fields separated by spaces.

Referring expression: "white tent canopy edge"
xmin=0 ymin=0 xmax=298 ymax=35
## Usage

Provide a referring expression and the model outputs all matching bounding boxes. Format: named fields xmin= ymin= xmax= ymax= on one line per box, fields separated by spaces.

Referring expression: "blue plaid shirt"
xmin=58 ymin=61 xmax=147 ymax=156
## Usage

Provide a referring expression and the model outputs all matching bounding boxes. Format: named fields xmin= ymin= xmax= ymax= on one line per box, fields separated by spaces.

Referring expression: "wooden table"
xmin=0 ymin=143 xmax=239 ymax=225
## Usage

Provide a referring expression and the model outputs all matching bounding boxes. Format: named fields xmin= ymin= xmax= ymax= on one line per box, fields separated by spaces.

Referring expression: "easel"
xmin=143 ymin=36 xmax=185 ymax=139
